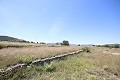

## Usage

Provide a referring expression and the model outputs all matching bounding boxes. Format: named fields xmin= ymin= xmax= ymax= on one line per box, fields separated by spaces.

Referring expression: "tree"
xmin=114 ymin=44 xmax=119 ymax=48
xmin=31 ymin=41 xmax=33 ymax=43
xmin=78 ymin=44 xmax=80 ymax=46
xmin=56 ymin=43 xmax=59 ymax=45
xmin=103 ymin=44 xmax=110 ymax=47
xmin=62 ymin=40 xmax=69 ymax=46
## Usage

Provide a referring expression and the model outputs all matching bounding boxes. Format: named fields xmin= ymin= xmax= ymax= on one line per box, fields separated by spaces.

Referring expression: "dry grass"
xmin=81 ymin=47 xmax=120 ymax=77
xmin=0 ymin=45 xmax=81 ymax=68
xmin=1 ymin=46 xmax=120 ymax=80
xmin=90 ymin=46 xmax=120 ymax=54
xmin=7 ymin=47 xmax=120 ymax=80
xmin=0 ymin=41 xmax=44 ymax=47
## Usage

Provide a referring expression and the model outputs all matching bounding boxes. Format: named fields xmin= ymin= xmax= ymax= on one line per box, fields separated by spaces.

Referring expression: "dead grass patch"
xmin=0 ymin=46 xmax=81 ymax=68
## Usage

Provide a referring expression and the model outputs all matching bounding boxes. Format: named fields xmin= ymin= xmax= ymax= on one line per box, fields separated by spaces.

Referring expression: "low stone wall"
xmin=0 ymin=50 xmax=83 ymax=73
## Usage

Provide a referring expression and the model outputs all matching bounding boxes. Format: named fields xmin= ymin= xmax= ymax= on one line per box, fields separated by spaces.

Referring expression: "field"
xmin=0 ymin=41 xmax=81 ymax=69
xmin=0 ymin=42 xmax=120 ymax=80
xmin=0 ymin=41 xmax=45 ymax=48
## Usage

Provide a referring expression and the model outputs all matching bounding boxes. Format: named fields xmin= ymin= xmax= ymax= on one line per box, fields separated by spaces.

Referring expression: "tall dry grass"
xmin=82 ymin=47 xmax=120 ymax=76
xmin=94 ymin=54 xmax=120 ymax=75
xmin=0 ymin=46 xmax=81 ymax=68
xmin=1 ymin=46 xmax=120 ymax=80
xmin=0 ymin=41 xmax=44 ymax=48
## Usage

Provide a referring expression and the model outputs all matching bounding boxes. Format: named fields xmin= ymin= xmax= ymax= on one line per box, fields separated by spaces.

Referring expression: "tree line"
xmin=97 ymin=44 xmax=120 ymax=48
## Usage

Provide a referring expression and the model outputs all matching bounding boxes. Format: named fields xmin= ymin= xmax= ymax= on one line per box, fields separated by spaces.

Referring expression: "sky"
xmin=0 ymin=0 xmax=120 ymax=44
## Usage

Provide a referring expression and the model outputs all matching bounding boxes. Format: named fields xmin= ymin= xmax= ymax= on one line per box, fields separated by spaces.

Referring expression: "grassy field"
xmin=0 ymin=42 xmax=81 ymax=68
xmin=0 ymin=41 xmax=45 ymax=48
xmin=2 ymin=47 xmax=120 ymax=80
xmin=23 ymin=54 xmax=120 ymax=80
xmin=0 ymin=42 xmax=120 ymax=80
xmin=1 ymin=47 xmax=119 ymax=80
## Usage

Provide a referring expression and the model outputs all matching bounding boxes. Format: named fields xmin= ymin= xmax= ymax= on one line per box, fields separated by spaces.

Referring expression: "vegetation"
xmin=97 ymin=44 xmax=120 ymax=48
xmin=1 ymin=47 xmax=120 ymax=80
xmin=114 ymin=44 xmax=120 ymax=48
xmin=0 ymin=36 xmax=29 ymax=42
xmin=0 ymin=45 xmax=4 ymax=49
xmin=0 ymin=41 xmax=120 ymax=80
xmin=0 ymin=44 xmax=81 ymax=68
xmin=82 ymin=47 xmax=91 ymax=53
xmin=0 ymin=41 xmax=47 ymax=50
xmin=61 ymin=40 xmax=69 ymax=46
xmin=0 ymin=54 xmax=93 ymax=80
xmin=78 ymin=44 xmax=80 ymax=46
xmin=39 ymin=42 xmax=46 ymax=44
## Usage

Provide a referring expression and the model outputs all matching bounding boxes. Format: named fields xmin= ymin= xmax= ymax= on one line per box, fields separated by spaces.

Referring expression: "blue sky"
xmin=0 ymin=0 xmax=120 ymax=44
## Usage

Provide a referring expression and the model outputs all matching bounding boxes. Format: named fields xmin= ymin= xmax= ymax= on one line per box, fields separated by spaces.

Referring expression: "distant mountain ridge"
xmin=0 ymin=36 xmax=27 ymax=42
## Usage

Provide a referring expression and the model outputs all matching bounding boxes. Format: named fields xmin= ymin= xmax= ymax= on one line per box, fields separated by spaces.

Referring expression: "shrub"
xmin=114 ymin=44 xmax=119 ymax=48
xmin=82 ymin=47 xmax=91 ymax=53
xmin=103 ymin=44 xmax=110 ymax=47
xmin=0 ymin=45 xmax=2 ymax=49
xmin=44 ymin=63 xmax=56 ymax=72
xmin=61 ymin=40 xmax=69 ymax=46
xmin=97 ymin=45 xmax=101 ymax=47
xmin=0 ymin=45 xmax=4 ymax=49
xmin=100 ymin=44 xmax=120 ymax=48
xmin=78 ymin=44 xmax=80 ymax=46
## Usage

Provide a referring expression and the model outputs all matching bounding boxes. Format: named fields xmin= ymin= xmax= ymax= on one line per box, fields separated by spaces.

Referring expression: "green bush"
xmin=78 ymin=44 xmax=80 ymax=46
xmin=61 ymin=40 xmax=69 ymax=46
xmin=82 ymin=47 xmax=91 ymax=53
xmin=114 ymin=44 xmax=119 ymax=48
xmin=44 ymin=63 xmax=56 ymax=72
xmin=97 ymin=45 xmax=101 ymax=47
xmin=0 ymin=45 xmax=4 ymax=49
xmin=0 ymin=45 xmax=2 ymax=49
xmin=102 ymin=44 xmax=120 ymax=48
xmin=103 ymin=44 xmax=110 ymax=47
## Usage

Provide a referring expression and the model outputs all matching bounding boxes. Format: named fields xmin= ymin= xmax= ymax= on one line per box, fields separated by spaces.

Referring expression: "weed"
xmin=44 ymin=63 xmax=56 ymax=72
xmin=0 ymin=46 xmax=81 ymax=68
xmin=0 ymin=45 xmax=4 ymax=49
xmin=18 ymin=55 xmax=36 ymax=63
xmin=82 ymin=47 xmax=91 ymax=53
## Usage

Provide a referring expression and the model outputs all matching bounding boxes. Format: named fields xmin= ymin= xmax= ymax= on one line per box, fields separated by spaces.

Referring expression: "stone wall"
xmin=0 ymin=50 xmax=83 ymax=73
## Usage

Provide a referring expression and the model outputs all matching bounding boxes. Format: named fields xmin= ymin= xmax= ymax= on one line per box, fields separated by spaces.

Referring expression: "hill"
xmin=0 ymin=36 xmax=28 ymax=42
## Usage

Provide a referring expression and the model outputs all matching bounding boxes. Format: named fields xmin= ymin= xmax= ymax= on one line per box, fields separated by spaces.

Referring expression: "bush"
xmin=0 ymin=45 xmax=4 ymax=49
xmin=114 ymin=44 xmax=119 ymax=48
xmin=44 ymin=63 xmax=56 ymax=72
xmin=102 ymin=44 xmax=120 ymax=48
xmin=103 ymin=45 xmax=110 ymax=47
xmin=97 ymin=45 xmax=101 ymax=47
xmin=61 ymin=40 xmax=69 ymax=46
xmin=78 ymin=44 xmax=80 ymax=46
xmin=82 ymin=47 xmax=91 ymax=53
xmin=0 ymin=45 xmax=2 ymax=49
